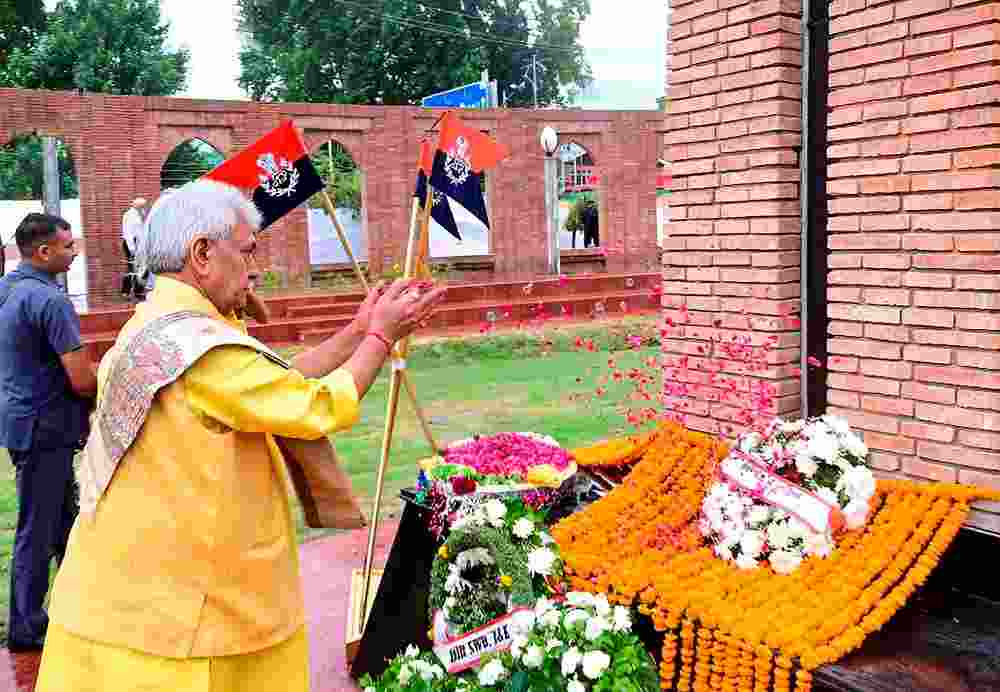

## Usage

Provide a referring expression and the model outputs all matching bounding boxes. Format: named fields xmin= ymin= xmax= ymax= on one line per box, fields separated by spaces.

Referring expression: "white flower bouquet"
xmin=700 ymin=415 xmax=876 ymax=574
xmin=360 ymin=594 xmax=658 ymax=692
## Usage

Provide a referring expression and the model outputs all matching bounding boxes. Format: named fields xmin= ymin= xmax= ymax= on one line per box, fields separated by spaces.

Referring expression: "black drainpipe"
xmin=800 ymin=0 xmax=830 ymax=419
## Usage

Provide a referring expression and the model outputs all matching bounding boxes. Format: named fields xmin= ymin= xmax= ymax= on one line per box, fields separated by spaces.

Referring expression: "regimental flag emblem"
xmin=204 ymin=120 xmax=323 ymax=230
xmin=256 ymin=152 xmax=300 ymax=198
xmin=442 ymin=136 xmax=472 ymax=187
xmin=429 ymin=111 xmax=510 ymax=231
xmin=415 ymin=139 xmax=461 ymax=241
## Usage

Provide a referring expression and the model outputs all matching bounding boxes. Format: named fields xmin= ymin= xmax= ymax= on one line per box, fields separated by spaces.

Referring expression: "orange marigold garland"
xmin=554 ymin=422 xmax=1000 ymax=692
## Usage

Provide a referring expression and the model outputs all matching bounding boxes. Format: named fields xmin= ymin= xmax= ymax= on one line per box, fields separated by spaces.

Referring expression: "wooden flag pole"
xmin=359 ymin=193 xmax=432 ymax=619
xmin=318 ymin=186 xmax=440 ymax=455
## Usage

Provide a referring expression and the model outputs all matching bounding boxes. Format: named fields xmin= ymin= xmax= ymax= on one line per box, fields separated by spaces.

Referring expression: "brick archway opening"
xmin=160 ymin=138 xmax=225 ymax=191
xmin=557 ymin=141 xmax=601 ymax=250
xmin=0 ymin=134 xmax=86 ymax=307
xmin=307 ymin=139 xmax=368 ymax=277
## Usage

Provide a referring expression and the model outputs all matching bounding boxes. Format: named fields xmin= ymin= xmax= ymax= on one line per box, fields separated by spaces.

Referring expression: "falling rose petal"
xmin=558 ymin=274 xmax=569 ymax=286
xmin=807 ymin=355 xmax=823 ymax=367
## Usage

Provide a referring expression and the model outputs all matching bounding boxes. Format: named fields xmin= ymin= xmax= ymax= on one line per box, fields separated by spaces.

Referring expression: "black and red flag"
xmin=429 ymin=111 xmax=510 ymax=230
xmin=415 ymin=139 xmax=461 ymax=241
xmin=204 ymin=120 xmax=324 ymax=230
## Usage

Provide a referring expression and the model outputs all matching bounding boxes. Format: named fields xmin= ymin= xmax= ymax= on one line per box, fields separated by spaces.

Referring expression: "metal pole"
xmin=41 ymin=137 xmax=67 ymax=292
xmin=532 ymin=54 xmax=539 ymax=108
xmin=544 ymin=154 xmax=560 ymax=275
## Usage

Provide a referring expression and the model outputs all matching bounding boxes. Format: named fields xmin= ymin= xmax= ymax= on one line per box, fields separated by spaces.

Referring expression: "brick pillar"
xmin=824 ymin=0 xmax=1000 ymax=530
xmin=663 ymin=0 xmax=803 ymax=435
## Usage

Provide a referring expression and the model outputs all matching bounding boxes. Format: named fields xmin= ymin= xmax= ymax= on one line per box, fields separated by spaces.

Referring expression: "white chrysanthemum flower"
xmin=748 ymin=505 xmax=771 ymax=526
xmin=769 ymin=549 xmax=803 ymax=574
xmin=405 ymin=644 xmax=420 ymax=658
xmin=714 ymin=540 xmax=736 ymax=561
xmin=823 ymin=415 xmax=850 ymax=436
xmin=845 ymin=432 xmax=868 ymax=460
xmin=478 ymin=658 xmax=507 ymax=686
xmin=510 ymin=634 xmax=527 ymax=660
xmin=523 ymin=645 xmax=545 ymax=669
xmin=735 ymin=551 xmax=759 ymax=570
xmin=527 ymin=547 xmax=557 ymax=576
xmin=838 ymin=466 xmax=876 ymax=503
xmin=564 ymin=608 xmax=590 ymax=629
xmin=739 ymin=530 xmax=765 ymax=559
xmin=534 ymin=597 xmax=554 ymax=617
xmin=804 ymin=532 xmax=834 ymax=558
xmin=540 ymin=609 xmax=562 ymax=628
xmin=512 ymin=517 xmax=535 ymax=539
xmin=805 ymin=430 xmax=837 ymax=462
xmin=581 ymin=650 xmax=612 ymax=680
xmin=593 ymin=594 xmax=612 ymax=617
xmin=766 ymin=521 xmax=794 ymax=550
xmin=561 ymin=647 xmax=582 ymax=676
xmin=785 ymin=517 xmax=810 ymax=543
xmin=844 ymin=500 xmax=870 ymax=529
xmin=613 ymin=605 xmax=632 ymax=632
xmin=584 ymin=616 xmax=609 ymax=641
xmin=567 ymin=679 xmax=586 ymax=692
xmin=484 ymin=499 xmax=507 ymax=526
xmin=510 ymin=610 xmax=536 ymax=636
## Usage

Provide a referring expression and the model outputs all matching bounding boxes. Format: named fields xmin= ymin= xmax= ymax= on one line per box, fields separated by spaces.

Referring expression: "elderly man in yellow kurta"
xmin=36 ymin=179 xmax=445 ymax=691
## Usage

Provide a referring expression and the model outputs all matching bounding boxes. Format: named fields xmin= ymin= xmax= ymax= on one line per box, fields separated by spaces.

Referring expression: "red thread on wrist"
xmin=367 ymin=330 xmax=392 ymax=355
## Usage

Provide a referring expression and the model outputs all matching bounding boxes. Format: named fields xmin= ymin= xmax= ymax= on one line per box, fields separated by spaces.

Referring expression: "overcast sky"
xmin=154 ymin=0 xmax=666 ymax=108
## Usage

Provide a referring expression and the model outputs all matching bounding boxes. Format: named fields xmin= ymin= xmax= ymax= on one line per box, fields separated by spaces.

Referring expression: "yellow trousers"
xmin=35 ymin=624 xmax=309 ymax=692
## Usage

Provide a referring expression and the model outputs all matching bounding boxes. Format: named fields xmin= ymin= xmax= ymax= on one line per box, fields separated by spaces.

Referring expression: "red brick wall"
xmin=825 ymin=0 xmax=1000 ymax=530
xmin=662 ymin=0 xmax=804 ymax=435
xmin=0 ymin=89 xmax=663 ymax=307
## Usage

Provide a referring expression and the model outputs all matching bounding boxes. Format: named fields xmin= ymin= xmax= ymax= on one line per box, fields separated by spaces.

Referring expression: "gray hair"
xmin=140 ymin=180 xmax=262 ymax=275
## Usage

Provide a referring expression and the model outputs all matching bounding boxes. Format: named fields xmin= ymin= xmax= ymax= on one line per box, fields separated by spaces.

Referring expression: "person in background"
xmin=0 ymin=213 xmax=97 ymax=652
xmin=35 ymin=180 xmax=445 ymax=691
xmin=121 ymin=198 xmax=148 ymax=300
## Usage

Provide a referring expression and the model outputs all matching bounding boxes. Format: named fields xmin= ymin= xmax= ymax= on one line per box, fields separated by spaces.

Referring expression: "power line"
xmin=332 ymin=0 xmax=579 ymax=53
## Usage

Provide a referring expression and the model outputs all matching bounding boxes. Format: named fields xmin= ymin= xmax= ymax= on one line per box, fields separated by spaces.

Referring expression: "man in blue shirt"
xmin=0 ymin=214 xmax=97 ymax=651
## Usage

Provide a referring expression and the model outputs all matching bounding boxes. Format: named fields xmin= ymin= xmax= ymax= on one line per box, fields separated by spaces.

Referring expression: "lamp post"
xmin=540 ymin=126 xmax=560 ymax=275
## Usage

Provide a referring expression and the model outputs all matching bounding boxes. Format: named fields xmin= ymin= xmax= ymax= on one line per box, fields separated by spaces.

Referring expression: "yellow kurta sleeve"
xmin=182 ymin=345 xmax=360 ymax=440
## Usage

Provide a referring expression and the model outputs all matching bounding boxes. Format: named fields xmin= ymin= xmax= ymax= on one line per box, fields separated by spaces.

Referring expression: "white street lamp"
xmin=540 ymin=126 xmax=558 ymax=157
xmin=541 ymin=127 xmax=560 ymax=275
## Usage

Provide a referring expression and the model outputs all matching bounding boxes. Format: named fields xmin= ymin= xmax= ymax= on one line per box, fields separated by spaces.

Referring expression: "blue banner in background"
xmin=421 ymin=82 xmax=488 ymax=109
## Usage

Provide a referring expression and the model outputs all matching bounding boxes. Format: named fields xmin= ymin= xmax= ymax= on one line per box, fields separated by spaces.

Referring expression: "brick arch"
xmin=157 ymin=135 xmax=228 ymax=194
xmin=302 ymin=131 xmax=366 ymax=170
xmin=156 ymin=128 xmax=232 ymax=177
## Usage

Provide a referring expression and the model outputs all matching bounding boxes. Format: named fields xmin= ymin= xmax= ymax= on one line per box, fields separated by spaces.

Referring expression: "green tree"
xmin=0 ymin=0 xmax=46 ymax=68
xmin=308 ymin=141 xmax=362 ymax=216
xmin=160 ymin=139 xmax=224 ymax=190
xmin=0 ymin=135 xmax=78 ymax=200
xmin=236 ymin=0 xmax=591 ymax=107
xmin=1 ymin=0 xmax=189 ymax=95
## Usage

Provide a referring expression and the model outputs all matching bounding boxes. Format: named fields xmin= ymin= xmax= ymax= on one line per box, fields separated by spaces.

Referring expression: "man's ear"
xmin=189 ymin=237 xmax=213 ymax=274
xmin=35 ymin=241 xmax=52 ymax=263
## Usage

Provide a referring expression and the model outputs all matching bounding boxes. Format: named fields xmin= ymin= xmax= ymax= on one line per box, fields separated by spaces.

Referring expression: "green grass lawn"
xmin=0 ymin=316 xmax=658 ymax=642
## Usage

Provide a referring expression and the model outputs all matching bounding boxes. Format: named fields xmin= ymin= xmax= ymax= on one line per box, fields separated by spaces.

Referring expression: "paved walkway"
xmin=0 ymin=520 xmax=402 ymax=692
